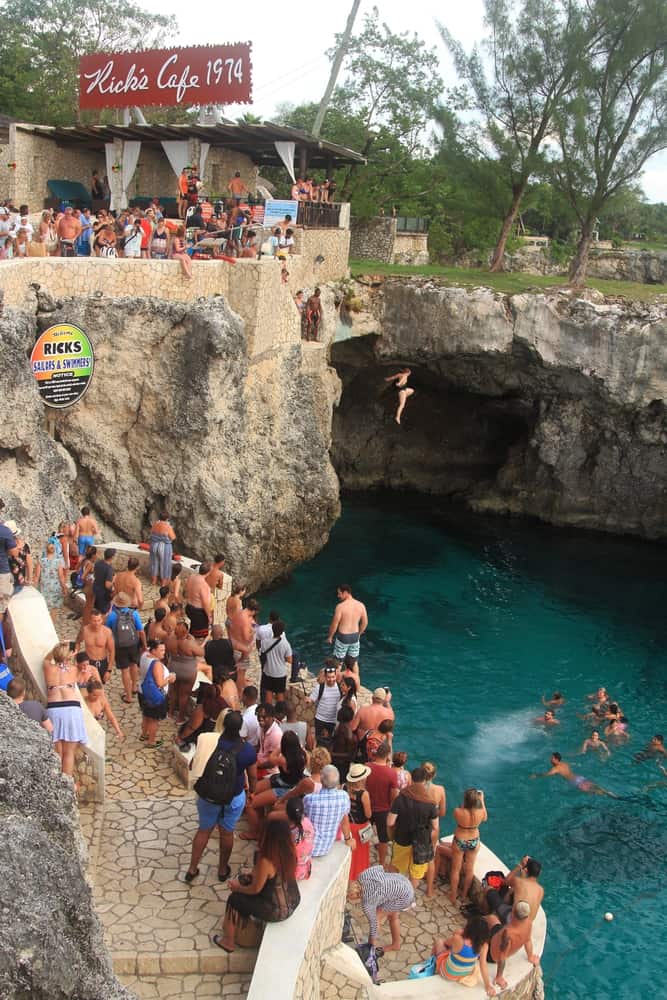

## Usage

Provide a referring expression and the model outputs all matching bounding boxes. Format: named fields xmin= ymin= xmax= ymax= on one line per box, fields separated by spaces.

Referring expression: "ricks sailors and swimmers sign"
xmin=30 ymin=324 xmax=94 ymax=408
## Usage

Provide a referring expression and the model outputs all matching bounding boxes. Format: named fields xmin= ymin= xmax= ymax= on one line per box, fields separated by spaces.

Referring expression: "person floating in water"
xmin=580 ymin=730 xmax=610 ymax=755
xmin=634 ymin=734 xmax=665 ymax=762
xmin=384 ymin=368 xmax=414 ymax=424
xmin=533 ymin=709 xmax=560 ymax=726
xmin=542 ymin=691 xmax=565 ymax=709
xmin=530 ymin=752 xmax=616 ymax=797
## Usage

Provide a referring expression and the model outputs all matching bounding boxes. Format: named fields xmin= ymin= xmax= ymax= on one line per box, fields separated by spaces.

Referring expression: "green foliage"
xmin=349 ymin=260 xmax=667 ymax=301
xmin=551 ymin=0 xmax=667 ymax=280
xmin=0 ymin=0 xmax=176 ymax=124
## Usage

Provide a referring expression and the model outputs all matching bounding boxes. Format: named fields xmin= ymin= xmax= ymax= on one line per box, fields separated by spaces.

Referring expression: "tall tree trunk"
xmin=568 ymin=219 xmax=595 ymax=287
xmin=489 ymin=182 xmax=527 ymax=272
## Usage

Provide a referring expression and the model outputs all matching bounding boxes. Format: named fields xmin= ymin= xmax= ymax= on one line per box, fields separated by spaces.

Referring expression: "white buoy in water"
xmin=604 ymin=912 xmax=614 ymax=921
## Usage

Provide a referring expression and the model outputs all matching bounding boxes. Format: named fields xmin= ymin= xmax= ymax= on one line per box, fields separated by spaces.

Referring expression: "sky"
xmin=138 ymin=0 xmax=666 ymax=203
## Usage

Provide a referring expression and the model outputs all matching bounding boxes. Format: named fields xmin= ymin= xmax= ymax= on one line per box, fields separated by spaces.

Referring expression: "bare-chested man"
xmin=327 ymin=583 xmax=368 ymax=670
xmin=113 ymin=556 xmax=144 ymax=610
xmin=75 ymin=506 xmax=99 ymax=558
xmin=184 ymin=563 xmax=212 ymax=640
xmin=531 ymin=752 xmax=615 ymax=796
xmin=228 ymin=597 xmax=260 ymax=695
xmin=205 ymin=554 xmax=225 ymax=624
xmin=57 ymin=206 xmax=81 ymax=254
xmin=486 ymin=855 xmax=544 ymax=924
xmin=483 ymin=900 xmax=540 ymax=990
xmin=76 ymin=609 xmax=115 ymax=683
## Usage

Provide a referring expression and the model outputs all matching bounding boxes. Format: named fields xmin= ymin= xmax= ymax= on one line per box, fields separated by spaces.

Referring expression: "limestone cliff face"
xmin=1 ymin=292 xmax=340 ymax=588
xmin=332 ymin=278 xmax=667 ymax=538
xmin=0 ymin=698 xmax=132 ymax=1000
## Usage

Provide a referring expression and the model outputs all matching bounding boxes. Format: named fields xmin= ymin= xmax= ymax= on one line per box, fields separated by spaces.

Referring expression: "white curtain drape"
xmin=104 ymin=143 xmax=118 ymax=211
xmin=274 ymin=141 xmax=296 ymax=183
xmin=161 ymin=140 xmax=190 ymax=178
xmin=199 ymin=142 xmax=211 ymax=183
xmin=120 ymin=140 xmax=141 ymax=210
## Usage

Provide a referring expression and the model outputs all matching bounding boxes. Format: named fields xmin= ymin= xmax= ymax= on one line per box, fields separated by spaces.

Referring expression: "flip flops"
xmin=218 ymin=865 xmax=231 ymax=882
xmin=121 ymin=695 xmax=133 ymax=704
xmin=212 ymin=934 xmax=234 ymax=953
xmin=145 ymin=740 xmax=164 ymax=749
xmin=184 ymin=868 xmax=199 ymax=883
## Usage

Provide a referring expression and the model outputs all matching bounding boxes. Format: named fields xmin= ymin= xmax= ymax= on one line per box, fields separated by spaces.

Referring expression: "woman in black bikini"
xmin=384 ymin=368 xmax=415 ymax=424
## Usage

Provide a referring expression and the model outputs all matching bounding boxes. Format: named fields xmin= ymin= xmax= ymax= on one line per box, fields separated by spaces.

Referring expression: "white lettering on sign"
xmin=156 ymin=54 xmax=200 ymax=103
xmin=83 ymin=61 xmax=149 ymax=97
xmin=84 ymin=53 xmax=209 ymax=104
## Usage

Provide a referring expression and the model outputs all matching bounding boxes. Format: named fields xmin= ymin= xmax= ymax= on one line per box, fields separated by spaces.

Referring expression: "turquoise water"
xmin=261 ymin=495 xmax=667 ymax=999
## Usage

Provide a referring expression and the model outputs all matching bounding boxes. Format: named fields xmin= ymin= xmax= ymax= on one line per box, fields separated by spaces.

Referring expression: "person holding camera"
xmin=448 ymin=788 xmax=487 ymax=906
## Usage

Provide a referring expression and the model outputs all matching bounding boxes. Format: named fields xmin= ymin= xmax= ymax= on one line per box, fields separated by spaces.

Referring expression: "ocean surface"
xmin=261 ymin=494 xmax=667 ymax=1000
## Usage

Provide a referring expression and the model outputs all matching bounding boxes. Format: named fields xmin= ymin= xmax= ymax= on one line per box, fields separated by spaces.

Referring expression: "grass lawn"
xmin=621 ymin=241 xmax=667 ymax=253
xmin=349 ymin=260 xmax=667 ymax=303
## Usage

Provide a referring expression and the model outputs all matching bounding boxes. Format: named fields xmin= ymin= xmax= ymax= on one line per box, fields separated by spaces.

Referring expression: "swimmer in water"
xmin=605 ymin=716 xmax=629 ymax=742
xmin=633 ymin=734 xmax=666 ymax=763
xmin=384 ymin=368 xmax=414 ymax=425
xmin=542 ymin=691 xmax=565 ymax=709
xmin=530 ymin=752 xmax=616 ymax=797
xmin=641 ymin=763 xmax=667 ymax=792
xmin=580 ymin=730 xmax=610 ymax=755
xmin=533 ymin=709 xmax=560 ymax=726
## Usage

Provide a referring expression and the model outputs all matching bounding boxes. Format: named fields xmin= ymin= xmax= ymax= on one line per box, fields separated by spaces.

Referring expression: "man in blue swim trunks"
xmin=531 ymin=752 xmax=616 ymax=797
xmin=75 ymin=506 xmax=99 ymax=557
xmin=327 ymin=583 xmax=368 ymax=669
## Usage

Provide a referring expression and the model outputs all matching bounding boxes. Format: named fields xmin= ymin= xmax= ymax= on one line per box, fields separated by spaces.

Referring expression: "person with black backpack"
xmin=185 ymin=711 xmax=257 ymax=884
xmin=105 ymin=591 xmax=146 ymax=705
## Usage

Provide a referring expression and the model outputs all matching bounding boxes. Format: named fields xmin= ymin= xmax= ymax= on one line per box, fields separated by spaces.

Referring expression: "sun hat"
xmin=346 ymin=763 xmax=371 ymax=783
xmin=112 ymin=591 xmax=132 ymax=607
xmin=372 ymin=687 xmax=387 ymax=701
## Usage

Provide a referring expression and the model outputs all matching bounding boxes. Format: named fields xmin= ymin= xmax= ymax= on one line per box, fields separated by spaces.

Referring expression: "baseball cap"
xmin=373 ymin=687 xmax=387 ymax=701
xmin=515 ymin=900 xmax=531 ymax=919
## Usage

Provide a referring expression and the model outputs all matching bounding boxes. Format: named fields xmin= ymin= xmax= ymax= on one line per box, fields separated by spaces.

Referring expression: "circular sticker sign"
xmin=30 ymin=323 xmax=94 ymax=408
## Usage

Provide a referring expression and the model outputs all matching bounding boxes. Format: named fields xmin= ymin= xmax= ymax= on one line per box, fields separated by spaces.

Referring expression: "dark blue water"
xmin=262 ymin=495 xmax=667 ymax=999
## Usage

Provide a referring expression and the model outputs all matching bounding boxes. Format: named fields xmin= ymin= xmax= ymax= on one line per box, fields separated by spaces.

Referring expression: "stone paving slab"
xmin=119 ymin=972 xmax=252 ymax=998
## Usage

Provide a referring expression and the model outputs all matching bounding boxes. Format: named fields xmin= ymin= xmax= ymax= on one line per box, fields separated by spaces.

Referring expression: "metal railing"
xmin=297 ymin=202 xmax=342 ymax=229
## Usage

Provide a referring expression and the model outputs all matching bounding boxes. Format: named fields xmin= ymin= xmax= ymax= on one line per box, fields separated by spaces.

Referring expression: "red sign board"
xmin=79 ymin=44 xmax=252 ymax=110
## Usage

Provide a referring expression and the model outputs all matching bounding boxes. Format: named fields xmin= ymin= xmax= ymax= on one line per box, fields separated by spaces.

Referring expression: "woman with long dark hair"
xmin=432 ymin=915 xmax=494 ymax=995
xmin=213 ymin=817 xmax=300 ymax=952
xmin=242 ymin=730 xmax=309 ymax=840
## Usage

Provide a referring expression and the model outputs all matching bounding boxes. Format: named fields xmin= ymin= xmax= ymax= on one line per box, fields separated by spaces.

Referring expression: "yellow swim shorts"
xmin=392 ymin=842 xmax=428 ymax=881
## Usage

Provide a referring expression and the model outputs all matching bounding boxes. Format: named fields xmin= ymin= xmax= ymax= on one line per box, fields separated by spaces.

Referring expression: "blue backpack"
xmin=141 ymin=660 xmax=166 ymax=706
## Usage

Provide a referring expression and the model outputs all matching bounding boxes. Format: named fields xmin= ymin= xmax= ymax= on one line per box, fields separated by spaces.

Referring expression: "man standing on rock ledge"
xmin=185 ymin=563 xmax=212 ymax=641
xmin=327 ymin=584 xmax=368 ymax=670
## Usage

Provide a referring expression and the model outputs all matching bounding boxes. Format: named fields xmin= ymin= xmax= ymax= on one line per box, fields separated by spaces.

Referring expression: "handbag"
xmin=358 ymin=822 xmax=373 ymax=844
xmin=409 ymin=955 xmax=436 ymax=979
xmin=259 ymin=636 xmax=282 ymax=668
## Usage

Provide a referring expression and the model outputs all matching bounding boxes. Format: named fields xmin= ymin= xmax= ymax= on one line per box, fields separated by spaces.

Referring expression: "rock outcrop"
xmin=0 ymin=697 xmax=132 ymax=1000
xmin=332 ymin=278 xmax=667 ymax=539
xmin=0 ymin=292 xmax=340 ymax=588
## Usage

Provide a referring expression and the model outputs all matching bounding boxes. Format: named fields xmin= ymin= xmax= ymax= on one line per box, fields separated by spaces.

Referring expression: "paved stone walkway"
xmin=54 ymin=581 xmax=475 ymax=999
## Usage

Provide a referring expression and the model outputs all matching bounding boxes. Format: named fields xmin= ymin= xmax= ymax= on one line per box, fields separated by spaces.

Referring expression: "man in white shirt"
xmin=240 ymin=684 xmax=260 ymax=749
xmin=259 ymin=620 xmax=292 ymax=705
xmin=310 ymin=663 xmax=342 ymax=749
xmin=13 ymin=217 xmax=33 ymax=240
xmin=255 ymin=609 xmax=280 ymax=647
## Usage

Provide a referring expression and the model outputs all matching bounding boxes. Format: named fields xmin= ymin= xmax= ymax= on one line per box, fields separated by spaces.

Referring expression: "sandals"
xmin=184 ymin=868 xmax=199 ymax=883
xmin=212 ymin=934 xmax=234 ymax=953
xmin=145 ymin=740 xmax=164 ymax=749
xmin=218 ymin=865 xmax=231 ymax=882
xmin=121 ymin=695 xmax=133 ymax=704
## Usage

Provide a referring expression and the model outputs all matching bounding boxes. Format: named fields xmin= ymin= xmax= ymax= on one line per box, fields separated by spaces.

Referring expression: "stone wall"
xmin=350 ymin=217 xmax=395 ymax=263
xmin=393 ymin=232 xmax=429 ymax=266
xmin=586 ymin=249 xmax=667 ymax=284
xmin=13 ymin=126 xmax=101 ymax=209
xmin=290 ymin=228 xmax=352 ymax=288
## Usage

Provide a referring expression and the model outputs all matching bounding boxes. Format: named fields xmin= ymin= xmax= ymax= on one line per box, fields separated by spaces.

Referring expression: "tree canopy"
xmin=0 ymin=0 xmax=176 ymax=124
